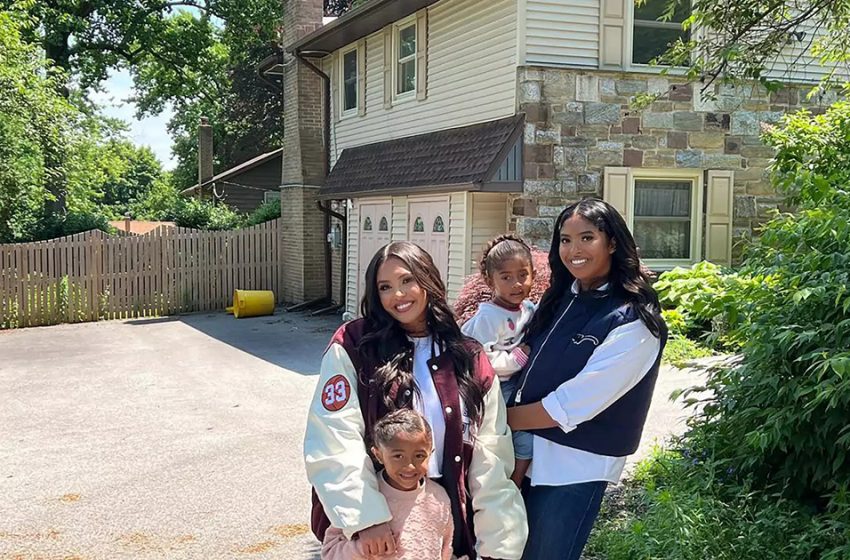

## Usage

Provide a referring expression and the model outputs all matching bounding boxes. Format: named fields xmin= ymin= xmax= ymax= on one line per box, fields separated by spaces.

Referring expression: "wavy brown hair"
xmin=359 ymin=242 xmax=485 ymax=425
xmin=478 ymin=233 xmax=534 ymax=279
xmin=526 ymin=198 xmax=665 ymax=339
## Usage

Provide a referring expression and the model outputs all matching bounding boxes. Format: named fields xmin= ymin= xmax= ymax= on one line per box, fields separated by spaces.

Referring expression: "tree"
xmin=652 ymin=0 xmax=850 ymax=94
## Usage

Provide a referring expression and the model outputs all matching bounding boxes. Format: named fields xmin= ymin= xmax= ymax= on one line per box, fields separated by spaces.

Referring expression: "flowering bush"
xmin=453 ymin=248 xmax=551 ymax=324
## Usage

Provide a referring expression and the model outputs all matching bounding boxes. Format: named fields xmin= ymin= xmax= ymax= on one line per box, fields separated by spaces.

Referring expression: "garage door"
xmin=408 ymin=197 xmax=449 ymax=284
xmin=358 ymin=201 xmax=392 ymax=300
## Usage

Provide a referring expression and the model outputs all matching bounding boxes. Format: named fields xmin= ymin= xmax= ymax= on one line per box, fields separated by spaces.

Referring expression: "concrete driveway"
xmin=1 ymin=311 xmax=704 ymax=559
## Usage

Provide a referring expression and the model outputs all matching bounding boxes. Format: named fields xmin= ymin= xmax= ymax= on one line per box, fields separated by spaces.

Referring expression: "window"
xmin=632 ymin=0 xmax=691 ymax=65
xmin=379 ymin=216 xmax=389 ymax=231
xmin=432 ymin=216 xmax=444 ymax=233
xmin=341 ymin=47 xmax=358 ymax=114
xmin=395 ymin=21 xmax=416 ymax=96
xmin=263 ymin=190 xmax=280 ymax=203
xmin=363 ymin=217 xmax=373 ymax=231
xmin=413 ymin=216 xmax=424 ymax=232
xmin=604 ymin=167 xmax=704 ymax=268
xmin=632 ymin=179 xmax=693 ymax=260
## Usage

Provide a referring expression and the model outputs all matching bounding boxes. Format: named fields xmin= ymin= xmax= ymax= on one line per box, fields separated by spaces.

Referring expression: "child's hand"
xmin=356 ymin=522 xmax=396 ymax=557
xmin=518 ymin=344 xmax=530 ymax=356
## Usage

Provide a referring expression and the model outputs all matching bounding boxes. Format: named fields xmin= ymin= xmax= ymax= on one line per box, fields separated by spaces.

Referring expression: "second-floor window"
xmin=341 ymin=47 xmax=358 ymax=114
xmin=396 ymin=21 xmax=416 ymax=96
xmin=632 ymin=0 xmax=691 ymax=65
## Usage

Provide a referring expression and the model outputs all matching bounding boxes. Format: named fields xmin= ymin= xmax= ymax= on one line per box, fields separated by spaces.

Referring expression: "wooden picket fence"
xmin=0 ymin=219 xmax=284 ymax=329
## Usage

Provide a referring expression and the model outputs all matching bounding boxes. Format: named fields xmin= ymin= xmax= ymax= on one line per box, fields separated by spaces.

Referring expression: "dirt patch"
xmin=268 ymin=524 xmax=309 ymax=538
xmin=235 ymin=540 xmax=278 ymax=554
xmin=58 ymin=494 xmax=81 ymax=503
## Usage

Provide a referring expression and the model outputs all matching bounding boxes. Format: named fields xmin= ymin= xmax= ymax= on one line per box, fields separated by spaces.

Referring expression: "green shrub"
xmin=172 ymin=198 xmax=244 ymax=230
xmin=587 ymin=446 xmax=850 ymax=560
xmin=245 ymin=198 xmax=280 ymax=226
xmin=663 ymin=335 xmax=714 ymax=368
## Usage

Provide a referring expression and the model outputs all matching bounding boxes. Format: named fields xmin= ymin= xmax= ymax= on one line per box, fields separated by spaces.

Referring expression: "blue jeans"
xmin=522 ymin=480 xmax=608 ymax=560
xmin=500 ymin=376 xmax=533 ymax=460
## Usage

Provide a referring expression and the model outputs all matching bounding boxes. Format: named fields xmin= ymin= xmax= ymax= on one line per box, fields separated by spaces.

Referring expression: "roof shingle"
xmin=319 ymin=114 xmax=523 ymax=199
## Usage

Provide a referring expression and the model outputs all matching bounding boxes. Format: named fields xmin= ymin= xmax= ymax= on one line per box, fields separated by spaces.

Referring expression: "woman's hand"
xmin=507 ymin=402 xmax=559 ymax=431
xmin=518 ymin=344 xmax=530 ymax=356
xmin=356 ymin=522 xmax=396 ymax=556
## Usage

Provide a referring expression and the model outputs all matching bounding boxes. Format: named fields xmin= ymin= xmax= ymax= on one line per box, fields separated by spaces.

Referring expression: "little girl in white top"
xmin=461 ymin=234 xmax=535 ymax=485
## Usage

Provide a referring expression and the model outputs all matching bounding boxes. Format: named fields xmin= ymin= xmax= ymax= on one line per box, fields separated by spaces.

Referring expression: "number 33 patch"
xmin=321 ymin=375 xmax=351 ymax=411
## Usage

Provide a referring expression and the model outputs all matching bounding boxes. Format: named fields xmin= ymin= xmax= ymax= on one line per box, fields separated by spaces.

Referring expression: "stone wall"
xmin=515 ymin=67 xmax=826 ymax=259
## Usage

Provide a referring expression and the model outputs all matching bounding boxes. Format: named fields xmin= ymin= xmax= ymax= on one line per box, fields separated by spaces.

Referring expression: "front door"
xmin=408 ymin=197 xmax=449 ymax=284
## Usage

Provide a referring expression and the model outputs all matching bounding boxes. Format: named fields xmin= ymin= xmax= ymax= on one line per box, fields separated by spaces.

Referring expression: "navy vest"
xmin=514 ymin=290 xmax=666 ymax=457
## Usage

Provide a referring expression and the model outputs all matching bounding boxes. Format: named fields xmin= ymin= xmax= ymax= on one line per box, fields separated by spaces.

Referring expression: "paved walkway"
xmin=0 ymin=311 xmax=704 ymax=559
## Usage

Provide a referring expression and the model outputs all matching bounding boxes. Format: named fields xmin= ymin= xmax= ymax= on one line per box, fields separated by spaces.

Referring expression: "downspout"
xmin=316 ymin=202 xmax=347 ymax=315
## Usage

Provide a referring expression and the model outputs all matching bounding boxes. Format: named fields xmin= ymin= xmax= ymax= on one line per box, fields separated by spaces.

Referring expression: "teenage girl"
xmin=507 ymin=199 xmax=667 ymax=560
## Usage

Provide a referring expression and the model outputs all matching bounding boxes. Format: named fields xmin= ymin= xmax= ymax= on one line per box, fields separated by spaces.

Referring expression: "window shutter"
xmin=331 ymin=53 xmax=340 ymax=123
xmin=383 ymin=28 xmax=393 ymax=109
xmin=599 ymin=0 xmax=629 ymax=69
xmin=705 ymin=170 xmax=734 ymax=265
xmin=603 ymin=167 xmax=633 ymax=228
xmin=357 ymin=40 xmax=366 ymax=117
xmin=415 ymin=10 xmax=428 ymax=101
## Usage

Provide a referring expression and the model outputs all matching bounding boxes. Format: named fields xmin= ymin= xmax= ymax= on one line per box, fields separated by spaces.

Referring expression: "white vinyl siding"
xmin=525 ymin=0 xmax=599 ymax=67
xmin=391 ymin=196 xmax=408 ymax=242
xmin=469 ymin=193 xmax=510 ymax=274
xmin=330 ymin=0 xmax=517 ymax=165
xmin=346 ymin=201 xmax=360 ymax=315
xmin=447 ymin=193 xmax=468 ymax=302
xmin=763 ymin=19 xmax=843 ymax=83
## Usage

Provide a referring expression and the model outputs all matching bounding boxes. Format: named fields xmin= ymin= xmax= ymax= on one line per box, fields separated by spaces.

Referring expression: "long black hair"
xmin=526 ymin=198 xmax=665 ymax=339
xmin=359 ymin=242 xmax=485 ymax=425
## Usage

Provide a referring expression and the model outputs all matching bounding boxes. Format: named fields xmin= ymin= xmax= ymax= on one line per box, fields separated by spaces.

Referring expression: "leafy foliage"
xmin=453 ymin=248 xmax=550 ymax=324
xmin=587 ymin=445 xmax=850 ymax=560
xmin=649 ymin=0 xmax=850 ymax=94
xmin=245 ymin=198 xmax=280 ymax=227
xmin=171 ymin=198 xmax=243 ymax=230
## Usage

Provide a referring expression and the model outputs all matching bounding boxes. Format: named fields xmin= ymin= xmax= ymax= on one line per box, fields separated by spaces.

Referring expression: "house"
xmin=276 ymin=0 xmax=836 ymax=313
xmin=181 ymin=148 xmax=284 ymax=213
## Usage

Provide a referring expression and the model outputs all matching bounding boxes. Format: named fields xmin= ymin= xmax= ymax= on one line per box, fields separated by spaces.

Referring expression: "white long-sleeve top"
xmin=530 ymin=282 xmax=662 ymax=486
xmin=461 ymin=300 xmax=536 ymax=381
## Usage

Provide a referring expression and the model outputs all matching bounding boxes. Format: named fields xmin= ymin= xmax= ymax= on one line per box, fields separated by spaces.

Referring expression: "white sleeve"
xmin=304 ymin=343 xmax=392 ymax=538
xmin=468 ymin=379 xmax=528 ymax=559
xmin=540 ymin=320 xmax=661 ymax=432
xmin=461 ymin=310 xmax=523 ymax=379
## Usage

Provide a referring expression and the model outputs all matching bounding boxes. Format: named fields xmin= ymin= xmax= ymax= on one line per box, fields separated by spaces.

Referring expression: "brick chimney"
xmin=280 ymin=0 xmax=327 ymax=304
xmin=198 ymin=117 xmax=214 ymax=188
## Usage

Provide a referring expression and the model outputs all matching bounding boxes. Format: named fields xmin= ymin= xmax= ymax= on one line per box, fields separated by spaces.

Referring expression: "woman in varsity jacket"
xmin=305 ymin=241 xmax=527 ymax=560
xmin=507 ymin=199 xmax=667 ymax=560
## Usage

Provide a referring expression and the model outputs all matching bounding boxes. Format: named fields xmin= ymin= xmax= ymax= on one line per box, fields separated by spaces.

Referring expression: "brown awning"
xmin=319 ymin=115 xmax=525 ymax=200
xmin=287 ymin=0 xmax=440 ymax=55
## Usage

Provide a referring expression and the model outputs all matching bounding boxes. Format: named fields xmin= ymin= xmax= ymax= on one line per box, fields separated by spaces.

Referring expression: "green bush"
xmin=172 ymin=198 xmax=244 ymax=230
xmin=591 ymin=101 xmax=850 ymax=559
xmin=245 ymin=198 xmax=280 ymax=226
xmin=587 ymin=445 xmax=850 ymax=560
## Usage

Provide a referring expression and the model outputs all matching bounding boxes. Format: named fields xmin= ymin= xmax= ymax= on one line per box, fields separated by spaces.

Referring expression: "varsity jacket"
xmin=304 ymin=319 xmax=527 ymax=560
xmin=515 ymin=289 xmax=667 ymax=457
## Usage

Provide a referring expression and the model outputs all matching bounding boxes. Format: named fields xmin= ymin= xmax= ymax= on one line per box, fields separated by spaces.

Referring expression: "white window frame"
xmin=628 ymin=0 xmax=693 ymax=73
xmin=339 ymin=44 xmax=360 ymax=118
xmin=264 ymin=190 xmax=281 ymax=203
xmin=393 ymin=16 xmax=417 ymax=101
xmin=628 ymin=168 xmax=703 ymax=269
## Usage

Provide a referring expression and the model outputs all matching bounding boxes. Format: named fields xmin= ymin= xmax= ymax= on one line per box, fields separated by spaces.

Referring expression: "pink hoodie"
xmin=321 ymin=473 xmax=454 ymax=560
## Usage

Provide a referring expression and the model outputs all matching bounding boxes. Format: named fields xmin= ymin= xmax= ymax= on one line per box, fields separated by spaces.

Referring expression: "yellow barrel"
xmin=226 ymin=289 xmax=275 ymax=318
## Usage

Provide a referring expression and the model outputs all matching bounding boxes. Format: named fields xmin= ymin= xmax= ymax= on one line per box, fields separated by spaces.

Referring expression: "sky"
xmin=92 ymin=70 xmax=177 ymax=170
